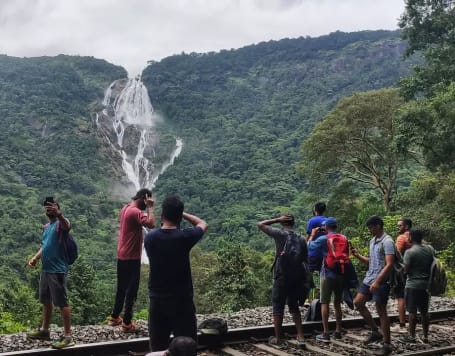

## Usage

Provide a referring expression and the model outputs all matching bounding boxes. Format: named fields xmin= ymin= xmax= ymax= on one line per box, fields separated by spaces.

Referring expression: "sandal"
xmin=268 ymin=336 xmax=287 ymax=347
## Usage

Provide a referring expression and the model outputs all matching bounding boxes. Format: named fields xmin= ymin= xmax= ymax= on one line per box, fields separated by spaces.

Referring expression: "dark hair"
xmin=132 ymin=188 xmax=152 ymax=201
xmin=410 ymin=229 xmax=424 ymax=244
xmin=168 ymin=336 xmax=197 ymax=356
xmin=399 ymin=217 xmax=412 ymax=229
xmin=281 ymin=214 xmax=295 ymax=227
xmin=162 ymin=196 xmax=184 ymax=225
xmin=314 ymin=202 xmax=326 ymax=215
xmin=366 ymin=215 xmax=384 ymax=228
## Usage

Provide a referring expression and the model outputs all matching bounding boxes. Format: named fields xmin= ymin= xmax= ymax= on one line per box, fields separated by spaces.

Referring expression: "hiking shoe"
xmin=390 ymin=324 xmax=407 ymax=333
xmin=26 ymin=329 xmax=51 ymax=341
xmin=333 ymin=331 xmax=342 ymax=340
xmin=122 ymin=322 xmax=138 ymax=333
xmin=399 ymin=335 xmax=417 ymax=344
xmin=51 ymin=336 xmax=75 ymax=349
xmin=363 ymin=330 xmax=383 ymax=345
xmin=107 ymin=316 xmax=123 ymax=326
xmin=316 ymin=332 xmax=330 ymax=343
xmin=373 ymin=343 xmax=392 ymax=356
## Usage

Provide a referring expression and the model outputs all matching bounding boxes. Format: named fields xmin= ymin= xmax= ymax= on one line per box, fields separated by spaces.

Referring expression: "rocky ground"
xmin=2 ymin=297 xmax=455 ymax=353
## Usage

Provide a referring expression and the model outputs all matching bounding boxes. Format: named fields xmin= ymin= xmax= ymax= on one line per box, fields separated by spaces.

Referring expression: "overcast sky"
xmin=0 ymin=0 xmax=405 ymax=76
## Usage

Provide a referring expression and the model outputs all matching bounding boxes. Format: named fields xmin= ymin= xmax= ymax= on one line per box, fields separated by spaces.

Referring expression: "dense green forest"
xmin=1 ymin=13 xmax=454 ymax=332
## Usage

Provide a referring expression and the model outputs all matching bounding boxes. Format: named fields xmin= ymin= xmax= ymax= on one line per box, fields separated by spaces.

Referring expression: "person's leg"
xmin=61 ymin=306 xmax=71 ymax=336
xmin=319 ymin=277 xmax=331 ymax=334
xmin=375 ymin=303 xmax=390 ymax=344
xmin=149 ymin=298 xmax=172 ymax=351
xmin=332 ymin=276 xmax=344 ymax=333
xmin=287 ymin=293 xmax=304 ymax=342
xmin=354 ymin=284 xmax=377 ymax=330
xmin=112 ymin=259 xmax=128 ymax=318
xmin=271 ymin=279 xmax=286 ymax=343
xmin=174 ymin=298 xmax=197 ymax=342
xmin=418 ymin=290 xmax=430 ymax=341
xmin=398 ymin=297 xmax=406 ymax=326
xmin=123 ymin=259 xmax=141 ymax=325
xmin=405 ymin=288 xmax=418 ymax=338
xmin=42 ymin=304 xmax=53 ymax=330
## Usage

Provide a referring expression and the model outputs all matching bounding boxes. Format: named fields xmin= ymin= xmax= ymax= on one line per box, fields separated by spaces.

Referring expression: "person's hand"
xmin=144 ymin=194 xmax=154 ymax=208
xmin=45 ymin=202 xmax=61 ymax=216
xmin=28 ymin=256 xmax=38 ymax=268
xmin=369 ymin=280 xmax=379 ymax=293
xmin=280 ymin=214 xmax=293 ymax=223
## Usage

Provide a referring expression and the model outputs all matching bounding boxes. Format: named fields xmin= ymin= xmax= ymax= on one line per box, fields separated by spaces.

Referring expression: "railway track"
xmin=2 ymin=309 xmax=455 ymax=356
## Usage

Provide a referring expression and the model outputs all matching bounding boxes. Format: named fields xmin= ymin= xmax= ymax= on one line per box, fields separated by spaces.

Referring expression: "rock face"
xmin=2 ymin=297 xmax=455 ymax=353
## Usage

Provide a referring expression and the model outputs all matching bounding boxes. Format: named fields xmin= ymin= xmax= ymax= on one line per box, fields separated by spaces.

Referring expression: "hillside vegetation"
xmin=1 ymin=23 xmax=454 ymax=329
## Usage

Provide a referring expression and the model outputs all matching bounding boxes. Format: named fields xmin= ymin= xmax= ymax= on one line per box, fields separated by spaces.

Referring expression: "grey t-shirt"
xmin=363 ymin=234 xmax=395 ymax=286
xmin=403 ymin=244 xmax=435 ymax=290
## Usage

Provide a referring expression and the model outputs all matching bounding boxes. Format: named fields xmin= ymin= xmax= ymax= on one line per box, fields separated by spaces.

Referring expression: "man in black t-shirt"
xmin=144 ymin=196 xmax=208 ymax=352
xmin=257 ymin=214 xmax=307 ymax=347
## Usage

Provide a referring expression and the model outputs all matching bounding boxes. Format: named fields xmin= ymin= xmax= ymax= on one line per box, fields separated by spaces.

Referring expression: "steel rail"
xmin=1 ymin=308 xmax=455 ymax=356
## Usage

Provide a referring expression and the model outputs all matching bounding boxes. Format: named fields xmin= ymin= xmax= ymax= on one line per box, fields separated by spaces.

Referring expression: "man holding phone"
xmin=108 ymin=188 xmax=155 ymax=332
xmin=27 ymin=197 xmax=74 ymax=349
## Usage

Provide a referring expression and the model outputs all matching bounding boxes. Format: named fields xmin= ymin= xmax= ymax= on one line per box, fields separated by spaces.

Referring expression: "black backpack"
xmin=278 ymin=231 xmax=307 ymax=281
xmin=198 ymin=318 xmax=228 ymax=348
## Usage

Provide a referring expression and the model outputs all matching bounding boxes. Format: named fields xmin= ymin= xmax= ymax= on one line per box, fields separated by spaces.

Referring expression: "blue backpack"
xmin=60 ymin=230 xmax=78 ymax=265
xmin=45 ymin=222 xmax=78 ymax=265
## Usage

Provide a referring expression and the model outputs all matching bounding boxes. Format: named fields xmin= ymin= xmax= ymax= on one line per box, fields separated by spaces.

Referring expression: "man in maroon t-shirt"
xmin=108 ymin=188 xmax=155 ymax=332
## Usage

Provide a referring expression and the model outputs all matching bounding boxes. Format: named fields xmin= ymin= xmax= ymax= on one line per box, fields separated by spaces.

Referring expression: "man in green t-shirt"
xmin=402 ymin=229 xmax=434 ymax=344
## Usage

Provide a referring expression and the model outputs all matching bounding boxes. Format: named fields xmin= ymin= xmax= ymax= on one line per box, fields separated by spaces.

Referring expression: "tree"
xmin=297 ymin=89 xmax=406 ymax=212
xmin=399 ymin=0 xmax=455 ymax=99
xmin=398 ymin=1 xmax=455 ymax=170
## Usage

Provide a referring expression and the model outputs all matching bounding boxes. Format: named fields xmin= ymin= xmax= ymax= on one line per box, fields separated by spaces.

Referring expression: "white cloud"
xmin=0 ymin=0 xmax=405 ymax=75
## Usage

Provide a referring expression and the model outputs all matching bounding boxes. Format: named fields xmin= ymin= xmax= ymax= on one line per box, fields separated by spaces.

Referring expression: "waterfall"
xmin=98 ymin=77 xmax=183 ymax=192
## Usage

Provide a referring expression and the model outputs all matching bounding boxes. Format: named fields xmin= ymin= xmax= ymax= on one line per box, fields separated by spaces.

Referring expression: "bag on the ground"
xmin=304 ymin=298 xmax=322 ymax=321
xmin=428 ymin=257 xmax=447 ymax=296
xmin=325 ymin=233 xmax=350 ymax=274
xmin=198 ymin=318 xmax=228 ymax=348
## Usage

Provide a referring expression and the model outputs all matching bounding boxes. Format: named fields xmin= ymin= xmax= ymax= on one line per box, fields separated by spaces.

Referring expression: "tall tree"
xmin=297 ymin=89 xmax=406 ymax=212
xmin=398 ymin=0 xmax=455 ymax=170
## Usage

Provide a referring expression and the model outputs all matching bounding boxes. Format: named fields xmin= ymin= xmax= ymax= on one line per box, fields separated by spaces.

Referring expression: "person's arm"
xmin=183 ymin=212 xmax=208 ymax=233
xmin=28 ymin=247 xmax=42 ymax=268
xmin=257 ymin=215 xmax=291 ymax=233
xmin=142 ymin=195 xmax=155 ymax=228
xmin=351 ymin=245 xmax=370 ymax=265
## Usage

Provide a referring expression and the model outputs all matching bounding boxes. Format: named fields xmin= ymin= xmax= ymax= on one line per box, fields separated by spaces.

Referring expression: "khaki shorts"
xmin=319 ymin=275 xmax=343 ymax=304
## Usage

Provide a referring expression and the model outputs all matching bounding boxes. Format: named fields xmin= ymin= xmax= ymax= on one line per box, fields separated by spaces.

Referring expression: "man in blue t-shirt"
xmin=306 ymin=202 xmax=327 ymax=240
xmin=144 ymin=196 xmax=208 ymax=352
xmin=27 ymin=198 xmax=74 ymax=349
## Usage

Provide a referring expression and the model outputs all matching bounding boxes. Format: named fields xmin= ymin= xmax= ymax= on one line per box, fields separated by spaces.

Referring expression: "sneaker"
xmin=122 ymin=322 xmax=138 ymax=333
xmin=316 ymin=332 xmax=330 ymax=343
xmin=26 ymin=329 xmax=51 ymax=340
xmin=422 ymin=336 xmax=429 ymax=344
xmin=390 ymin=324 xmax=407 ymax=333
xmin=107 ymin=316 xmax=123 ymax=326
xmin=399 ymin=335 xmax=417 ymax=344
xmin=333 ymin=331 xmax=342 ymax=340
xmin=363 ymin=330 xmax=383 ymax=345
xmin=52 ymin=336 xmax=75 ymax=349
xmin=373 ymin=343 xmax=392 ymax=356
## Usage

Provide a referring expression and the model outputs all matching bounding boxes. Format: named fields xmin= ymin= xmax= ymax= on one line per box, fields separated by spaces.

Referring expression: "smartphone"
xmin=44 ymin=196 xmax=55 ymax=206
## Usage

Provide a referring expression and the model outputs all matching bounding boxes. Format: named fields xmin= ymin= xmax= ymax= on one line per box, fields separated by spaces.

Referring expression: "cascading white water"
xmin=99 ymin=77 xmax=183 ymax=191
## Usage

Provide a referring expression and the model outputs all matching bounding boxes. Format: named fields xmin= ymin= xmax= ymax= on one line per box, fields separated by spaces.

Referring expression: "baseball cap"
xmin=322 ymin=217 xmax=337 ymax=228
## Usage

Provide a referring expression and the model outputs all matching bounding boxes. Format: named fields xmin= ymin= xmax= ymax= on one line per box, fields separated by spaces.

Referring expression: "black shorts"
xmin=405 ymin=288 xmax=430 ymax=314
xmin=272 ymin=277 xmax=303 ymax=316
xmin=148 ymin=297 xmax=197 ymax=352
